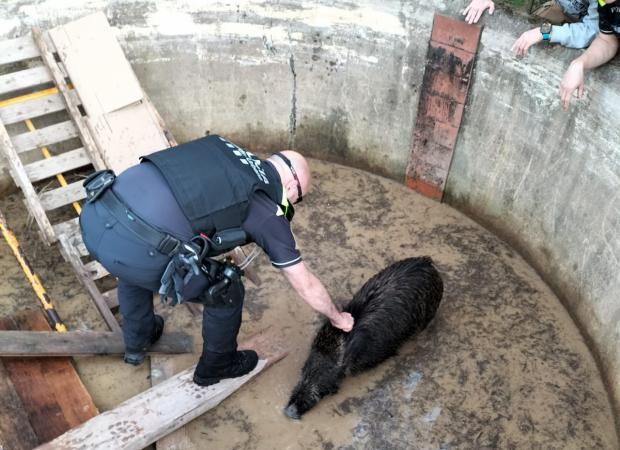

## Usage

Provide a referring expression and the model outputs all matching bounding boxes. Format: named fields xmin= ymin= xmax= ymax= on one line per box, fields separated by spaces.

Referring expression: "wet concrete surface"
xmin=0 ymin=159 xmax=617 ymax=449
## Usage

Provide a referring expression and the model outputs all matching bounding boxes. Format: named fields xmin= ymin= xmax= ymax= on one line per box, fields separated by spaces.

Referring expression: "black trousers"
xmin=79 ymin=200 xmax=243 ymax=358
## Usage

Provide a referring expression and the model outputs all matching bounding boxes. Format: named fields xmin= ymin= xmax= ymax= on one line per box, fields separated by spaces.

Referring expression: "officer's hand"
xmin=331 ymin=312 xmax=354 ymax=332
xmin=560 ymin=60 xmax=585 ymax=111
xmin=511 ymin=28 xmax=543 ymax=56
xmin=463 ymin=0 xmax=495 ymax=24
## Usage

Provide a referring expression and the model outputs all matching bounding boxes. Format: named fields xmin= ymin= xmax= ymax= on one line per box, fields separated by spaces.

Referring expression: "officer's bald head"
xmin=268 ymin=150 xmax=311 ymax=204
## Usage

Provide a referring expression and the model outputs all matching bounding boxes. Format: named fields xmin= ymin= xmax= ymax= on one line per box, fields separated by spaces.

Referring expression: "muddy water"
xmin=0 ymin=159 xmax=617 ymax=449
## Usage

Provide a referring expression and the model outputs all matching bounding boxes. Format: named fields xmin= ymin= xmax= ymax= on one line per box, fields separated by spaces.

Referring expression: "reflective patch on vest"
xmin=218 ymin=136 xmax=269 ymax=184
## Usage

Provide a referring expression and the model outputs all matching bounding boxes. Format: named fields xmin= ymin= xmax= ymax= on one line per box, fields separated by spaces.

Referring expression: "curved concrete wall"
xmin=1 ymin=0 xmax=618 ymax=422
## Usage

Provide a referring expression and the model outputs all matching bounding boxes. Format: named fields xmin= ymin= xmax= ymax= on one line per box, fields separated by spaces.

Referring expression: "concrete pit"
xmin=0 ymin=1 xmax=619 ymax=448
xmin=1 ymin=160 xmax=617 ymax=449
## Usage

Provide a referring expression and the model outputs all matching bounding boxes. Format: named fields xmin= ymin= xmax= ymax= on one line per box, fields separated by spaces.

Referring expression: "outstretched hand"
xmin=511 ymin=28 xmax=543 ymax=56
xmin=560 ymin=61 xmax=585 ymax=111
xmin=463 ymin=0 xmax=495 ymax=24
xmin=331 ymin=312 xmax=355 ymax=332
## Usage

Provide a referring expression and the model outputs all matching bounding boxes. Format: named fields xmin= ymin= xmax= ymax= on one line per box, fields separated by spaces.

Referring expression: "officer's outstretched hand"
xmin=331 ymin=312 xmax=355 ymax=332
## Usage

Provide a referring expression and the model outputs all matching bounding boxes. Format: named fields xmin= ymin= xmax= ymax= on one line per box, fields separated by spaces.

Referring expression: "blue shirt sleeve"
xmin=550 ymin=0 xmax=599 ymax=48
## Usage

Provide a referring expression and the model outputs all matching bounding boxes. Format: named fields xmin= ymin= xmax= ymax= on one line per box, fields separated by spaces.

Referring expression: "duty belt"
xmin=99 ymin=189 xmax=181 ymax=256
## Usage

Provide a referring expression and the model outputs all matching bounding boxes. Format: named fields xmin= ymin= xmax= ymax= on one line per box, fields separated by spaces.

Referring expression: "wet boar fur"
xmin=285 ymin=256 xmax=443 ymax=419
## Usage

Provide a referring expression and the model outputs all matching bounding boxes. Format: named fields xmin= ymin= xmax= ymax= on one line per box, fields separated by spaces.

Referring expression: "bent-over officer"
xmin=79 ymin=135 xmax=354 ymax=386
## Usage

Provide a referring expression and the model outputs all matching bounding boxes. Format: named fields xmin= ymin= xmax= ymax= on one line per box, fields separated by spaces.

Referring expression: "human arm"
xmin=550 ymin=0 xmax=599 ymax=48
xmin=281 ymin=262 xmax=354 ymax=332
xmin=560 ymin=32 xmax=619 ymax=110
xmin=463 ymin=0 xmax=495 ymax=24
xmin=511 ymin=28 xmax=544 ymax=56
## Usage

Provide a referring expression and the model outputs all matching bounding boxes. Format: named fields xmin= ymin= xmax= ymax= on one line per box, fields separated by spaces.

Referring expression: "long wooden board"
xmin=405 ymin=14 xmax=481 ymax=200
xmin=0 ymin=330 xmax=192 ymax=357
xmin=0 ymin=66 xmax=52 ymax=96
xmin=37 ymin=328 xmax=287 ymax=450
xmin=0 ymin=310 xmax=99 ymax=444
xmin=12 ymin=120 xmax=79 ymax=154
xmin=0 ymin=35 xmax=40 ymax=65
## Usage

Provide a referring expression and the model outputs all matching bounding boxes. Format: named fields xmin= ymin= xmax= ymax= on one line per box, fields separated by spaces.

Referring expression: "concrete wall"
xmin=1 ymin=0 xmax=618 ymax=421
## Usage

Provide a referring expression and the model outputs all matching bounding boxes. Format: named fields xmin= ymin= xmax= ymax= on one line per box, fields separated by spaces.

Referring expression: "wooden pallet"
xmin=0 ymin=18 xmax=177 ymax=333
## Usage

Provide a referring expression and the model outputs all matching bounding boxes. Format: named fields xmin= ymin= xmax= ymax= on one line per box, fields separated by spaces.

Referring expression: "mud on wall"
xmin=1 ymin=0 xmax=619 ymax=423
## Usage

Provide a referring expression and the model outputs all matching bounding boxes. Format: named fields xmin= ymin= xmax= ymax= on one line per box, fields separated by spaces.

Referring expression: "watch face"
xmin=541 ymin=22 xmax=552 ymax=34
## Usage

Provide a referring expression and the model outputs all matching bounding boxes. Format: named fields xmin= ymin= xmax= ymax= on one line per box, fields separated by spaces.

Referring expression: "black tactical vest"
xmin=142 ymin=135 xmax=283 ymax=235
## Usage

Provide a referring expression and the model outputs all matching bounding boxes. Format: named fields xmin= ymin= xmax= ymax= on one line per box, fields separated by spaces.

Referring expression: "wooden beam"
xmin=0 ymin=330 xmax=192 ymax=357
xmin=12 ymin=120 xmax=79 ymax=154
xmin=0 ymin=35 xmax=40 ymax=65
xmin=0 ymin=92 xmax=64 ymax=125
xmin=36 ymin=328 xmax=287 ymax=450
xmin=32 ymin=28 xmax=107 ymax=171
xmin=24 ymin=147 xmax=91 ymax=182
xmin=39 ymin=180 xmax=85 ymax=211
xmin=0 ymin=66 xmax=52 ymax=96
xmin=57 ymin=233 xmax=121 ymax=332
xmin=0 ymin=118 xmax=56 ymax=244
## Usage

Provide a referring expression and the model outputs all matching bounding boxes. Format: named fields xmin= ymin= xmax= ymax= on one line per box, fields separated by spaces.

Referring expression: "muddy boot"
xmin=193 ymin=350 xmax=259 ymax=386
xmin=124 ymin=315 xmax=165 ymax=366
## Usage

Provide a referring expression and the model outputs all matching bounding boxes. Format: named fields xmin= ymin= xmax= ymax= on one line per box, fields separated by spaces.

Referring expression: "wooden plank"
xmin=32 ymin=28 xmax=107 ymax=171
xmin=82 ymin=259 xmax=109 ymax=281
xmin=0 ymin=361 xmax=40 ymax=450
xmin=0 ymin=331 xmax=193 ymax=357
xmin=0 ymin=311 xmax=99 ymax=444
xmin=0 ymin=35 xmax=40 ymax=65
xmin=52 ymin=216 xmax=79 ymax=238
xmin=152 ymin=354 xmax=195 ymax=450
xmin=12 ymin=120 xmax=79 ymax=153
xmin=53 ymin=217 xmax=90 ymax=257
xmin=24 ymin=147 xmax=91 ymax=182
xmin=39 ymin=180 xmax=85 ymax=211
xmin=405 ymin=14 xmax=481 ymax=200
xmin=57 ymin=233 xmax=121 ymax=332
xmin=0 ymin=119 xmax=56 ymax=244
xmin=0 ymin=91 xmax=70 ymax=125
xmin=36 ymin=328 xmax=287 ymax=450
xmin=49 ymin=12 xmax=143 ymax=118
xmin=0 ymin=66 xmax=52 ymax=96
xmin=102 ymin=289 xmax=119 ymax=309
xmin=88 ymin=100 xmax=170 ymax=173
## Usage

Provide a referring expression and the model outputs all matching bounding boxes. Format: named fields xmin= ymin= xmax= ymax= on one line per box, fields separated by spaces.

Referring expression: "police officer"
xmin=79 ymin=135 xmax=354 ymax=386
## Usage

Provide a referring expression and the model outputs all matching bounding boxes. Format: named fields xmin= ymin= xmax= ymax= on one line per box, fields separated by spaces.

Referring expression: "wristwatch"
xmin=540 ymin=22 xmax=552 ymax=41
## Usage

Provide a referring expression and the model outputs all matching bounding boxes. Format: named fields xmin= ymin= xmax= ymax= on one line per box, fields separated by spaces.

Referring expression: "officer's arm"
xmin=281 ymin=262 xmax=354 ymax=332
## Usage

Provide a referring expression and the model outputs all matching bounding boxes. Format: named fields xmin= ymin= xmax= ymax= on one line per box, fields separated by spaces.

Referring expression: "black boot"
xmin=124 ymin=315 xmax=165 ymax=366
xmin=193 ymin=350 xmax=259 ymax=386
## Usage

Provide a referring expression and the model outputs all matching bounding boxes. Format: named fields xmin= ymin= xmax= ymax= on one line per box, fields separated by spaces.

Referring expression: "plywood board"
xmin=48 ymin=12 xmax=143 ymax=118
xmin=87 ymin=100 xmax=170 ymax=172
